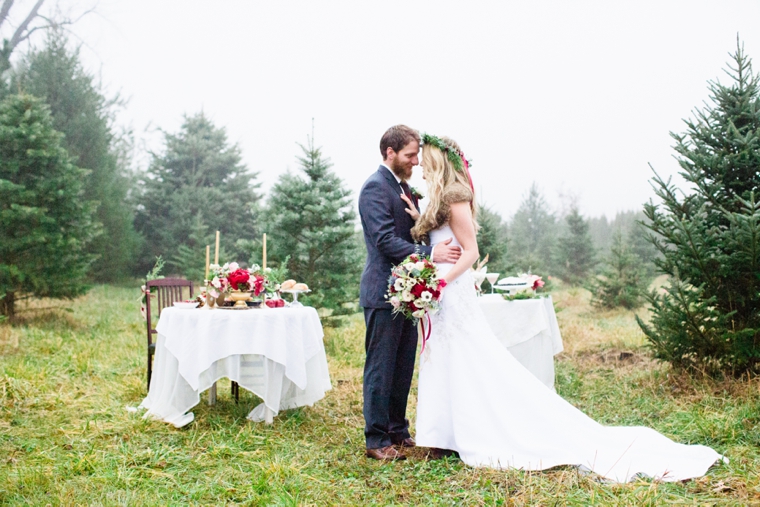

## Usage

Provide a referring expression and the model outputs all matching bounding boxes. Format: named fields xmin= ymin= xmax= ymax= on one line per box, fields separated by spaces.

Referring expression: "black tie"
xmin=399 ymin=180 xmax=412 ymax=201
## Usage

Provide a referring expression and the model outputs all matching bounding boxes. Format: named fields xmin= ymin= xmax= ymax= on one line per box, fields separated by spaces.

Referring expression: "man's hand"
xmin=432 ymin=238 xmax=462 ymax=263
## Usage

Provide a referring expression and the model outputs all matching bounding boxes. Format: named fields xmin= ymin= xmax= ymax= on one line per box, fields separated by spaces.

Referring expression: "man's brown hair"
xmin=380 ymin=125 xmax=420 ymax=160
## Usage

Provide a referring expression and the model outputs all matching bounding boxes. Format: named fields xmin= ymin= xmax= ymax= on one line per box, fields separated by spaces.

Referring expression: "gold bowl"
xmin=229 ymin=290 xmax=252 ymax=308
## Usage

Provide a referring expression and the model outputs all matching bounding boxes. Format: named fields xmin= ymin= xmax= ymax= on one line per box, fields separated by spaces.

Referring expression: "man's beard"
xmin=390 ymin=159 xmax=410 ymax=181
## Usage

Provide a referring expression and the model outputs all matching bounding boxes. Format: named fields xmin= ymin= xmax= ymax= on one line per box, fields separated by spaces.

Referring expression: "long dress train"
xmin=415 ymin=225 xmax=723 ymax=482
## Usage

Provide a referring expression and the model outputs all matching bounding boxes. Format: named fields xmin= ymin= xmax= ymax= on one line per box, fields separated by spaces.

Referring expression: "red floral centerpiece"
xmin=207 ymin=262 xmax=274 ymax=307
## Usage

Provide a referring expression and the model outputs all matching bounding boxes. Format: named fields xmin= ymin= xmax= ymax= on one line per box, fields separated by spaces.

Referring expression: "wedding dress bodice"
xmin=429 ymin=224 xmax=460 ymax=277
xmin=429 ymin=224 xmax=461 ymax=249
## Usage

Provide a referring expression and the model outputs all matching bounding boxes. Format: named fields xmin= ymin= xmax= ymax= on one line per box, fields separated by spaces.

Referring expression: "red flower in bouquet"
xmin=252 ymin=274 xmax=266 ymax=296
xmin=228 ymin=268 xmax=251 ymax=291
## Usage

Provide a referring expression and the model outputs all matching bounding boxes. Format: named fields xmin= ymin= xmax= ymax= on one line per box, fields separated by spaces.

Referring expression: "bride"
xmin=402 ymin=133 xmax=723 ymax=482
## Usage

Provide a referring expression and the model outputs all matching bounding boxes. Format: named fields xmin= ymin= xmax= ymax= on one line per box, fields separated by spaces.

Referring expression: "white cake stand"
xmin=280 ymin=289 xmax=310 ymax=307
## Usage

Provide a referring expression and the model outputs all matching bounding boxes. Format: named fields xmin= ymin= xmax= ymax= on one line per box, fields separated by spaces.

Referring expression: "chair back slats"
xmin=145 ymin=277 xmax=194 ymax=391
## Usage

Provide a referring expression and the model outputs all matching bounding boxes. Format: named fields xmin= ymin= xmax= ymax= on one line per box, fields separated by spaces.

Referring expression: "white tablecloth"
xmin=139 ymin=306 xmax=332 ymax=427
xmin=478 ymin=295 xmax=563 ymax=389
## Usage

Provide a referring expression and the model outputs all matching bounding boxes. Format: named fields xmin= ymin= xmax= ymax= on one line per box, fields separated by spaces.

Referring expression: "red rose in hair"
xmin=228 ymin=269 xmax=251 ymax=290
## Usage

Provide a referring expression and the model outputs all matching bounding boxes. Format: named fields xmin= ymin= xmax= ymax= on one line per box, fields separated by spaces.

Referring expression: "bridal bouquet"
xmin=386 ymin=253 xmax=447 ymax=319
xmin=386 ymin=253 xmax=447 ymax=353
xmin=207 ymin=262 xmax=275 ymax=299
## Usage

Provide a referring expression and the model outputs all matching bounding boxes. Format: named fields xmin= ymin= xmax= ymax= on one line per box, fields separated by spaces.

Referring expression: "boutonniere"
xmin=411 ymin=187 xmax=424 ymax=200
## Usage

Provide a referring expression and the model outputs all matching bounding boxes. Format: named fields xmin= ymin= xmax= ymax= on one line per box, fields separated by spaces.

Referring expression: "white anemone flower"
xmin=402 ymin=291 xmax=414 ymax=302
xmin=415 ymin=261 xmax=426 ymax=271
xmin=394 ymin=278 xmax=405 ymax=291
xmin=404 ymin=262 xmax=416 ymax=272
xmin=420 ymin=291 xmax=433 ymax=302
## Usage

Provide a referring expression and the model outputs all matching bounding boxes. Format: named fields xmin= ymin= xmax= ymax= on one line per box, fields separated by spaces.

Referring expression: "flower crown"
xmin=420 ymin=133 xmax=472 ymax=173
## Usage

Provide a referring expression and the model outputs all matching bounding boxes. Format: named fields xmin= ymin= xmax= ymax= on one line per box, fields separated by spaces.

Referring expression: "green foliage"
xmin=0 ymin=94 xmax=98 ymax=317
xmin=475 ymin=202 xmax=512 ymax=276
xmin=135 ymin=113 xmax=261 ymax=277
xmin=508 ymin=183 xmax=557 ymax=274
xmin=589 ymin=229 xmax=646 ymax=310
xmin=639 ymin=43 xmax=760 ymax=374
xmin=264 ymin=136 xmax=362 ymax=315
xmin=12 ymin=31 xmax=142 ymax=281
xmin=554 ymin=205 xmax=597 ymax=285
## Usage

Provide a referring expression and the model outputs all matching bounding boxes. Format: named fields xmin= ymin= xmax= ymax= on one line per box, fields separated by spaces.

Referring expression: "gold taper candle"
xmin=205 ymin=245 xmax=210 ymax=280
xmin=262 ymin=233 xmax=267 ymax=270
xmin=214 ymin=231 xmax=220 ymax=264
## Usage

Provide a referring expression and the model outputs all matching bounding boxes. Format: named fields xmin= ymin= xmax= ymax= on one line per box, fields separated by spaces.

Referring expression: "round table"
xmin=139 ymin=305 xmax=331 ymax=427
xmin=477 ymin=295 xmax=563 ymax=389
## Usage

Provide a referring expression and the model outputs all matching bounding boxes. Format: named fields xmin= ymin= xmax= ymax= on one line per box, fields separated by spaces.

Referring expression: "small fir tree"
xmin=589 ymin=229 xmax=646 ymax=309
xmin=265 ymin=135 xmax=362 ymax=315
xmin=135 ymin=113 xmax=260 ymax=275
xmin=555 ymin=205 xmax=597 ymax=285
xmin=13 ymin=32 xmax=141 ymax=280
xmin=0 ymin=94 xmax=98 ymax=317
xmin=509 ymin=183 xmax=557 ymax=274
xmin=637 ymin=42 xmax=760 ymax=374
xmin=476 ymin=203 xmax=513 ymax=277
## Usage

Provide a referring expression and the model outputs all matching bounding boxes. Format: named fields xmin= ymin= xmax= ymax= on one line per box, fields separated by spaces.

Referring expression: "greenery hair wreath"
xmin=420 ymin=133 xmax=473 ymax=173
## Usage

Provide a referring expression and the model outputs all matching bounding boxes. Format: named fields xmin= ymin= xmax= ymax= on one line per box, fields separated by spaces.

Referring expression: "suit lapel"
xmin=378 ymin=165 xmax=399 ymax=190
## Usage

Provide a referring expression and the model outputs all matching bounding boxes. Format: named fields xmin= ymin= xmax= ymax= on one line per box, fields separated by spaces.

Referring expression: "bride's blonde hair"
xmin=412 ymin=136 xmax=478 ymax=242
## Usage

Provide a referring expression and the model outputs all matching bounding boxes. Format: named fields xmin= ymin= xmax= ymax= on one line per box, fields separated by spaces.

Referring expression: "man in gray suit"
xmin=358 ymin=125 xmax=461 ymax=461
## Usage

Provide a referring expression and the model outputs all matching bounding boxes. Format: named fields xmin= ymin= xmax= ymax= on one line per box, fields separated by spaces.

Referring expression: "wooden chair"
xmin=145 ymin=278 xmax=194 ymax=391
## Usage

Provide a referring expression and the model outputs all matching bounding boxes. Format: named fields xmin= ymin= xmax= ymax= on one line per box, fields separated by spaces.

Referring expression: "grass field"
xmin=1 ymin=285 xmax=759 ymax=505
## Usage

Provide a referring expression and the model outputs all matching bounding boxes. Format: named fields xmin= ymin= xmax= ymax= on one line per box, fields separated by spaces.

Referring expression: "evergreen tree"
xmin=12 ymin=32 xmax=141 ymax=280
xmin=637 ymin=43 xmax=760 ymax=374
xmin=555 ymin=205 xmax=597 ymax=285
xmin=508 ymin=183 xmax=557 ymax=274
xmin=265 ymin=135 xmax=362 ymax=315
xmin=589 ymin=229 xmax=646 ymax=309
xmin=0 ymin=94 xmax=98 ymax=317
xmin=135 ymin=113 xmax=260 ymax=276
xmin=476 ymin=203 xmax=512 ymax=277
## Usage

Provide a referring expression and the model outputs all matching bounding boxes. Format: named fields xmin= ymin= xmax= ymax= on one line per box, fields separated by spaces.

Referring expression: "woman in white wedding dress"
xmin=406 ymin=134 xmax=723 ymax=483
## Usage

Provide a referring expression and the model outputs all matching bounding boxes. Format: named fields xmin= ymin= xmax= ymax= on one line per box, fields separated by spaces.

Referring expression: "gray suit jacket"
xmin=358 ymin=166 xmax=432 ymax=309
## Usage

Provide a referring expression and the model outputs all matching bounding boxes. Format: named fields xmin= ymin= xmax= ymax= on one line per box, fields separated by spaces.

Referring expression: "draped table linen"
xmin=139 ymin=306 xmax=331 ymax=428
xmin=477 ymin=295 xmax=563 ymax=389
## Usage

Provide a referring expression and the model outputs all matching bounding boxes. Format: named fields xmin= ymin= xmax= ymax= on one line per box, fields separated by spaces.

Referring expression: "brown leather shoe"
xmin=392 ymin=437 xmax=416 ymax=448
xmin=366 ymin=445 xmax=406 ymax=461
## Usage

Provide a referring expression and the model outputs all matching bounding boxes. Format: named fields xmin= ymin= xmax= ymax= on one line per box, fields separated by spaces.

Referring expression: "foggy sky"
xmin=8 ymin=0 xmax=760 ymax=220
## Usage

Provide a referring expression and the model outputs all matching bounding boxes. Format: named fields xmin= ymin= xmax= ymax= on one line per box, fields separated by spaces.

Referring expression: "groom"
xmin=358 ymin=125 xmax=461 ymax=461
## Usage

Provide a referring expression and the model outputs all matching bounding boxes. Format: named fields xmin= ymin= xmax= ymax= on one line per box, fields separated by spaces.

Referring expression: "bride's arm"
xmin=442 ymin=202 xmax=479 ymax=284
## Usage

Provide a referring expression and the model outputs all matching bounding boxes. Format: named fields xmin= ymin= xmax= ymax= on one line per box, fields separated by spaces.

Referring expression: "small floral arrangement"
xmin=411 ymin=187 xmax=425 ymax=200
xmin=207 ymin=262 xmax=278 ymax=299
xmin=386 ymin=253 xmax=446 ymax=320
xmin=501 ymin=273 xmax=546 ymax=301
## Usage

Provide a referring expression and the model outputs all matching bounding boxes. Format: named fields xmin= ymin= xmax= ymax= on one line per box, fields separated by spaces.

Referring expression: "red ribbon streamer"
xmin=419 ymin=312 xmax=432 ymax=355
xmin=464 ymin=159 xmax=475 ymax=195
